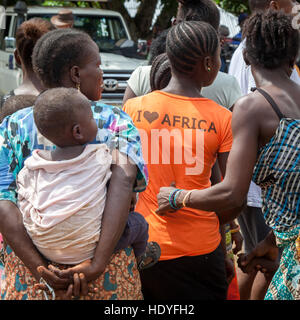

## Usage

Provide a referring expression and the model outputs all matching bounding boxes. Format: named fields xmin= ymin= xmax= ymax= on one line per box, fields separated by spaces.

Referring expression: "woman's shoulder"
xmin=92 ymin=101 xmax=128 ymax=118
xmin=123 ymin=91 xmax=159 ymax=111
xmin=233 ymin=91 xmax=267 ymax=116
xmin=1 ymin=106 xmax=34 ymax=128
xmin=91 ymin=101 xmax=137 ymax=130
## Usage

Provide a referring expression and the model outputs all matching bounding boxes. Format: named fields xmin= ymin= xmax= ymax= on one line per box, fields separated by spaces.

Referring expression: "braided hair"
xmin=150 ymin=53 xmax=171 ymax=91
xmin=166 ymin=21 xmax=219 ymax=76
xmin=177 ymin=0 xmax=220 ymax=30
xmin=32 ymin=29 xmax=94 ymax=88
xmin=16 ymin=18 xmax=54 ymax=70
xmin=243 ymin=9 xmax=299 ymax=69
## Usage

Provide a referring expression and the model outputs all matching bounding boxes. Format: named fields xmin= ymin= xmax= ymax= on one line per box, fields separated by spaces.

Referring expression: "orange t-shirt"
xmin=124 ymin=91 xmax=233 ymax=260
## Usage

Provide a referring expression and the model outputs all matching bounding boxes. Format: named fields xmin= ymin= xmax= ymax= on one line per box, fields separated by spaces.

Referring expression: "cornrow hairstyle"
xmin=34 ymin=87 xmax=89 ymax=144
xmin=248 ymin=0 xmax=271 ymax=12
xmin=150 ymin=53 xmax=171 ymax=91
xmin=32 ymin=29 xmax=94 ymax=88
xmin=243 ymin=9 xmax=299 ymax=69
xmin=166 ymin=21 xmax=219 ymax=76
xmin=15 ymin=18 xmax=54 ymax=70
xmin=177 ymin=0 xmax=220 ymax=30
xmin=0 ymin=95 xmax=36 ymax=122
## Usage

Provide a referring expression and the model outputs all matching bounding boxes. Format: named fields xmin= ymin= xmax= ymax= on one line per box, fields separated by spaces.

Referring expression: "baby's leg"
xmin=114 ymin=212 xmax=160 ymax=270
xmin=114 ymin=211 xmax=149 ymax=257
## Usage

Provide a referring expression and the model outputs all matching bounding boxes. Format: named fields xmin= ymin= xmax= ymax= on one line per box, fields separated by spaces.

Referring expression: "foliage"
xmin=215 ymin=0 xmax=249 ymax=14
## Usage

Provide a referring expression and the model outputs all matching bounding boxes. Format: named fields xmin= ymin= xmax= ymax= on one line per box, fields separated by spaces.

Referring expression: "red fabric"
xmin=227 ymin=265 xmax=240 ymax=300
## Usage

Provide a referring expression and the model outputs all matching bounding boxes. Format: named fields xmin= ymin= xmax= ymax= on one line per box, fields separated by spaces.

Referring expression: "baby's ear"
xmin=72 ymin=124 xmax=83 ymax=141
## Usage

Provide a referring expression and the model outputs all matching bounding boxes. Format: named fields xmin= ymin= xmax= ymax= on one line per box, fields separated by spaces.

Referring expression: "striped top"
xmin=252 ymin=89 xmax=300 ymax=232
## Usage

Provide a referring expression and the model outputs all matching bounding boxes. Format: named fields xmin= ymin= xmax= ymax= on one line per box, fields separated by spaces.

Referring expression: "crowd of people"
xmin=0 ymin=0 xmax=299 ymax=301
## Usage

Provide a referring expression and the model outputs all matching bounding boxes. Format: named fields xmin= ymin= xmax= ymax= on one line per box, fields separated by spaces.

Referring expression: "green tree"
xmin=215 ymin=0 xmax=249 ymax=14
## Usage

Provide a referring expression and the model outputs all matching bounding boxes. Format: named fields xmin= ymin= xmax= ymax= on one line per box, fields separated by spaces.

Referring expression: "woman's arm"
xmin=90 ymin=151 xmax=137 ymax=275
xmin=123 ymin=85 xmax=137 ymax=105
xmin=0 ymin=201 xmax=48 ymax=279
xmin=0 ymin=116 xmax=71 ymax=288
xmin=157 ymin=95 xmax=259 ymax=218
xmin=0 ymin=200 xmax=73 ymax=290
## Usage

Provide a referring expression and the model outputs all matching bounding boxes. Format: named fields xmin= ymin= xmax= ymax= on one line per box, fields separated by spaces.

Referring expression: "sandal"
xmin=137 ymin=241 xmax=161 ymax=271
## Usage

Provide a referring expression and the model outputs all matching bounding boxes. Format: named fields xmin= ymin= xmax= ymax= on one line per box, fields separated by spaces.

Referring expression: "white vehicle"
xmin=0 ymin=5 xmax=147 ymax=105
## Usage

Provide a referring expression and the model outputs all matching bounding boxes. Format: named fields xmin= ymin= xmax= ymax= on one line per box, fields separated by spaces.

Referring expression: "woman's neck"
xmin=14 ymin=69 xmax=45 ymax=96
xmin=162 ymin=75 xmax=203 ymax=98
xmin=51 ymin=144 xmax=86 ymax=161
xmin=251 ymin=66 xmax=292 ymax=89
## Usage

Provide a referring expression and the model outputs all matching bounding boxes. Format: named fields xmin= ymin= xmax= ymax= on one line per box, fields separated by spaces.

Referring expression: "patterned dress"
xmin=252 ymin=88 xmax=300 ymax=300
xmin=0 ymin=101 xmax=148 ymax=300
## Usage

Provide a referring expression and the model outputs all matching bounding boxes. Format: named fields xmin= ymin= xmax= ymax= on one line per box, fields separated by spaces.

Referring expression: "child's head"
xmin=0 ymin=95 xmax=36 ymax=122
xmin=34 ymin=88 xmax=98 ymax=147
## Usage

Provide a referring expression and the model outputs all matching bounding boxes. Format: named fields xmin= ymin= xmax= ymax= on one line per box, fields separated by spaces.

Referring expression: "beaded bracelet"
xmin=173 ymin=189 xmax=183 ymax=209
xmin=169 ymin=189 xmax=179 ymax=210
xmin=230 ymin=225 xmax=240 ymax=234
xmin=169 ymin=188 xmax=183 ymax=210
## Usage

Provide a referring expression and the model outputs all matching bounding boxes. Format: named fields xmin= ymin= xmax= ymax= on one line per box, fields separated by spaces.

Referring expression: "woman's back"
xmin=124 ymin=90 xmax=232 ymax=260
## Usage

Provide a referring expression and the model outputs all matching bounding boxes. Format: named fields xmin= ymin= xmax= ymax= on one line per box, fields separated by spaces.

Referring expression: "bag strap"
xmin=255 ymin=87 xmax=285 ymax=120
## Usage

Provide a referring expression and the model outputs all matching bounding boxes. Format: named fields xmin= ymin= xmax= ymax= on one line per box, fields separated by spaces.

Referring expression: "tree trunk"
xmin=153 ymin=0 xmax=178 ymax=37
xmin=134 ymin=0 xmax=158 ymax=39
xmin=106 ymin=0 xmax=139 ymax=40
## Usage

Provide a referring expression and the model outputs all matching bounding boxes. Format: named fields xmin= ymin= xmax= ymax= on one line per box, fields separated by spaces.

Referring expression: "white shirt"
xmin=127 ymin=67 xmax=242 ymax=109
xmin=229 ymin=39 xmax=300 ymax=95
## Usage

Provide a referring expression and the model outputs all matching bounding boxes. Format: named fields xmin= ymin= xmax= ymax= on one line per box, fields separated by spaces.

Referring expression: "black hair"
xmin=16 ymin=18 xmax=54 ymax=70
xmin=177 ymin=0 xmax=220 ymax=30
xmin=34 ymin=88 xmax=90 ymax=145
xmin=148 ymin=29 xmax=170 ymax=65
xmin=248 ymin=0 xmax=271 ymax=12
xmin=243 ymin=9 xmax=299 ymax=69
xmin=166 ymin=21 xmax=219 ymax=76
xmin=0 ymin=95 xmax=36 ymax=122
xmin=32 ymin=29 xmax=94 ymax=88
xmin=219 ymin=25 xmax=230 ymax=37
xmin=150 ymin=53 xmax=171 ymax=91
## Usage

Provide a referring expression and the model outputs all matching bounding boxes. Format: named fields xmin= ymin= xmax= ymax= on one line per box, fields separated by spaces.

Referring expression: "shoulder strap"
xmin=255 ymin=87 xmax=285 ymax=120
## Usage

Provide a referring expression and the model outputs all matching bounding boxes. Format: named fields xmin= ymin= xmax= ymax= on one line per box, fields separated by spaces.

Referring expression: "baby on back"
xmin=17 ymin=88 xmax=112 ymax=264
xmin=17 ymin=87 xmax=160 ymax=269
